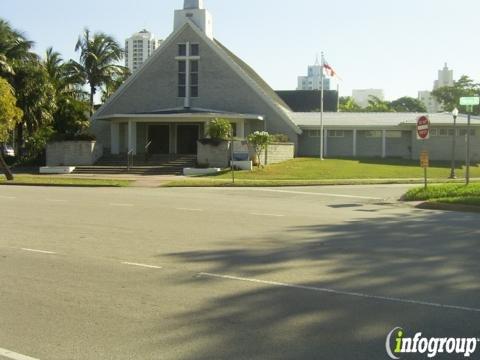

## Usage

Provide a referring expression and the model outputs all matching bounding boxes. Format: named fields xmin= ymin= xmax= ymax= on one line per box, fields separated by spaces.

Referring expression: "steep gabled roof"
xmin=215 ymin=40 xmax=291 ymax=111
xmin=94 ymin=21 xmax=301 ymax=134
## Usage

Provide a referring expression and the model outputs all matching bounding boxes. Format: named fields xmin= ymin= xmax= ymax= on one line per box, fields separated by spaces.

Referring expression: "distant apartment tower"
xmin=418 ymin=63 xmax=454 ymax=113
xmin=352 ymin=89 xmax=385 ymax=108
xmin=125 ymin=30 xmax=162 ymax=72
xmin=297 ymin=58 xmax=330 ymax=91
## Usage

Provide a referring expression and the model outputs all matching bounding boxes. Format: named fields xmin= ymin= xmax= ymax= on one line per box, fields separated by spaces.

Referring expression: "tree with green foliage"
xmin=339 ymin=96 xmax=362 ymax=112
xmin=207 ymin=118 xmax=233 ymax=140
xmin=102 ymin=67 xmax=131 ymax=103
xmin=69 ymin=29 xmax=126 ymax=116
xmin=13 ymin=60 xmax=57 ymax=159
xmin=247 ymin=131 xmax=270 ymax=167
xmin=0 ymin=19 xmax=36 ymax=79
xmin=390 ymin=96 xmax=427 ymax=113
xmin=0 ymin=77 xmax=22 ymax=180
xmin=432 ymin=75 xmax=480 ymax=114
xmin=44 ymin=47 xmax=89 ymax=136
xmin=365 ymin=95 xmax=394 ymax=112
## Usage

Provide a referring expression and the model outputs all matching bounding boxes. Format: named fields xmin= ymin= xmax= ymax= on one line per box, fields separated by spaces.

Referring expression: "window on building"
xmin=328 ymin=130 xmax=344 ymax=138
xmin=190 ymin=60 xmax=199 ymax=98
xmin=190 ymin=44 xmax=199 ymax=56
xmin=178 ymin=60 xmax=186 ymax=97
xmin=386 ymin=131 xmax=402 ymax=138
xmin=178 ymin=44 xmax=187 ymax=56
xmin=308 ymin=130 xmax=321 ymax=138
xmin=365 ymin=130 xmax=382 ymax=138
xmin=458 ymin=129 xmax=476 ymax=137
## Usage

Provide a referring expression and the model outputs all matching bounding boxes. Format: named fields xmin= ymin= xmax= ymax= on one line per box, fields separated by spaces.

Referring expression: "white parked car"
xmin=0 ymin=144 xmax=15 ymax=158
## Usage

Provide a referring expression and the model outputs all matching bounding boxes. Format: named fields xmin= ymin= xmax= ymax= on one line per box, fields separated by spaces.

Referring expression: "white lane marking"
xmin=21 ymin=248 xmax=56 ymax=255
xmin=176 ymin=208 xmax=203 ymax=212
xmin=0 ymin=195 xmax=16 ymax=200
xmin=222 ymin=188 xmax=382 ymax=201
xmin=249 ymin=212 xmax=285 ymax=218
xmin=109 ymin=203 xmax=134 ymax=207
xmin=0 ymin=347 xmax=39 ymax=360
xmin=45 ymin=199 xmax=67 ymax=203
xmin=198 ymin=273 xmax=480 ymax=314
xmin=122 ymin=262 xmax=162 ymax=269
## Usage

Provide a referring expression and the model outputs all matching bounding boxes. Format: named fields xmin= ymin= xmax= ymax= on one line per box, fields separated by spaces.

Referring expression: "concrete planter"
xmin=40 ymin=166 xmax=76 ymax=174
xmin=46 ymin=141 xmax=103 ymax=167
xmin=183 ymin=168 xmax=222 ymax=176
xmin=197 ymin=140 xmax=231 ymax=168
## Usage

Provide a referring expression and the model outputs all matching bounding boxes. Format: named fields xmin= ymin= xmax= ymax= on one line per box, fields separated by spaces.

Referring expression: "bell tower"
xmin=174 ymin=0 xmax=213 ymax=39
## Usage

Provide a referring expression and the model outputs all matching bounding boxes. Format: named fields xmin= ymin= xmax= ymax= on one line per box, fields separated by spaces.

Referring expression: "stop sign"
xmin=417 ymin=116 xmax=430 ymax=140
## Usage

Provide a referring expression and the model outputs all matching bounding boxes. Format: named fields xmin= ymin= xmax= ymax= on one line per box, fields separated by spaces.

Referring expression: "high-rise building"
xmin=125 ymin=30 xmax=163 ymax=72
xmin=297 ymin=58 xmax=330 ymax=91
xmin=418 ymin=63 xmax=454 ymax=113
xmin=352 ymin=89 xmax=385 ymax=108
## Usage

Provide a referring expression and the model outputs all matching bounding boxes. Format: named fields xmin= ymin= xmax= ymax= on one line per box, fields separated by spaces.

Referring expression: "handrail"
xmin=144 ymin=141 xmax=152 ymax=162
xmin=127 ymin=149 xmax=134 ymax=171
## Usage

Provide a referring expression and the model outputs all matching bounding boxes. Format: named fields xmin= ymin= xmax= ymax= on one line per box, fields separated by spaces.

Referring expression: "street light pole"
xmin=466 ymin=113 xmax=471 ymax=185
xmin=449 ymin=108 xmax=459 ymax=179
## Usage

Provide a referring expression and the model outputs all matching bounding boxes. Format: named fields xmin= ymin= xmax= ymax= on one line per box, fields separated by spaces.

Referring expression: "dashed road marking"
xmin=45 ymin=199 xmax=67 ymax=203
xmin=0 ymin=347 xmax=39 ymax=360
xmin=176 ymin=208 xmax=203 ymax=212
xmin=109 ymin=203 xmax=134 ymax=207
xmin=249 ymin=212 xmax=285 ymax=217
xmin=122 ymin=262 xmax=163 ymax=269
xmin=198 ymin=272 xmax=480 ymax=314
xmin=0 ymin=195 xmax=16 ymax=200
xmin=21 ymin=248 xmax=56 ymax=255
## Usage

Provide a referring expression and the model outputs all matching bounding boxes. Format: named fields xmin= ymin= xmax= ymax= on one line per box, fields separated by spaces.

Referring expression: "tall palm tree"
xmin=69 ymin=29 xmax=125 ymax=116
xmin=0 ymin=19 xmax=37 ymax=78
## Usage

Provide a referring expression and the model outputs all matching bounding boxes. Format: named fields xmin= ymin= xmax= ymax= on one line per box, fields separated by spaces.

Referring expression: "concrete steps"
xmin=73 ymin=155 xmax=196 ymax=175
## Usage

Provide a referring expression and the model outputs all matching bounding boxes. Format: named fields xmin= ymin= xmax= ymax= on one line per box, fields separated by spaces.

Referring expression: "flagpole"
xmin=320 ymin=52 xmax=324 ymax=160
xmin=336 ymin=83 xmax=340 ymax=112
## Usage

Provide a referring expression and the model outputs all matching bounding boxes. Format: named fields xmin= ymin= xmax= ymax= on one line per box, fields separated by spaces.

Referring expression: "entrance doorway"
xmin=148 ymin=125 xmax=170 ymax=154
xmin=177 ymin=125 xmax=200 ymax=154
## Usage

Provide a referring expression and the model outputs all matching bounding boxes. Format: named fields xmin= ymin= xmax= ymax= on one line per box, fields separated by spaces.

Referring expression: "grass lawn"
xmin=0 ymin=175 xmax=132 ymax=187
xmin=404 ymin=183 xmax=480 ymax=209
xmin=167 ymin=158 xmax=480 ymax=187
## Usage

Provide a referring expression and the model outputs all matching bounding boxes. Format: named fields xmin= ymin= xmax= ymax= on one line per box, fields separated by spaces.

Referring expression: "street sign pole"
xmin=466 ymin=113 xmax=471 ymax=185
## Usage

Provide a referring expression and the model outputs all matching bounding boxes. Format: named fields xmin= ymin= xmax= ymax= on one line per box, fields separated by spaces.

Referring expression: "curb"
xmin=415 ymin=201 xmax=480 ymax=213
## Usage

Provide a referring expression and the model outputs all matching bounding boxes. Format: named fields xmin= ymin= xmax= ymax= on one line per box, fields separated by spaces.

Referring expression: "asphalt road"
xmin=0 ymin=184 xmax=479 ymax=360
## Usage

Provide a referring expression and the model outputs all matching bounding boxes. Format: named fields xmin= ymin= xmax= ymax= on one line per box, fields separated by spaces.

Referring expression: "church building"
xmin=92 ymin=0 xmax=301 ymax=157
xmin=92 ymin=0 xmax=480 ymax=163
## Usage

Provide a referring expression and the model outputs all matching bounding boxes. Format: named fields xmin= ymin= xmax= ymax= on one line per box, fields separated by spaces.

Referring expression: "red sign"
xmin=417 ymin=116 xmax=430 ymax=140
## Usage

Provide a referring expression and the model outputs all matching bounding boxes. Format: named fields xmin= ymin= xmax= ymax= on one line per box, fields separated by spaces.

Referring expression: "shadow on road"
xmin=154 ymin=209 xmax=480 ymax=359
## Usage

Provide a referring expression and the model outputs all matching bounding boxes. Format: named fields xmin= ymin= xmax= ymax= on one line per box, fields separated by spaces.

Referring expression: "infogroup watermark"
xmin=386 ymin=327 xmax=479 ymax=359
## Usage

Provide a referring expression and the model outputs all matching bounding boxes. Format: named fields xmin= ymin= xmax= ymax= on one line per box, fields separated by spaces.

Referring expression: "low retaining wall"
xmin=198 ymin=141 xmax=295 ymax=168
xmin=250 ymin=143 xmax=295 ymax=166
xmin=46 ymin=141 xmax=103 ymax=166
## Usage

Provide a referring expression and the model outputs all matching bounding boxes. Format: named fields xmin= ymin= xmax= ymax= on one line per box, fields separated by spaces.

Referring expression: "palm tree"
xmin=69 ymin=29 xmax=125 ymax=116
xmin=0 ymin=19 xmax=37 ymax=78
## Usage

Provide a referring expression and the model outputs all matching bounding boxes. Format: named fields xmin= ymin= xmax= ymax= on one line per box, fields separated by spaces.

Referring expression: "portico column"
xmin=111 ymin=122 xmax=120 ymax=155
xmin=237 ymin=120 xmax=245 ymax=138
xmin=353 ymin=129 xmax=357 ymax=157
xmin=382 ymin=130 xmax=387 ymax=158
xmin=128 ymin=120 xmax=137 ymax=155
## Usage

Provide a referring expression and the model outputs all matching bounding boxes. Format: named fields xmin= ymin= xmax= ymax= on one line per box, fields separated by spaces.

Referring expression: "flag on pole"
xmin=323 ymin=61 xmax=342 ymax=80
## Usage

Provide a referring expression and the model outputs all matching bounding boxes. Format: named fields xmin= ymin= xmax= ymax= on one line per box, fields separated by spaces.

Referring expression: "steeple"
xmin=174 ymin=0 xmax=213 ymax=39
xmin=184 ymin=0 xmax=204 ymax=9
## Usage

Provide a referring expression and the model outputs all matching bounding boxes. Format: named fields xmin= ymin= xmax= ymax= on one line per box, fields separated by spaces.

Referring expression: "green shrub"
xmin=269 ymin=134 xmax=290 ymax=143
xmin=207 ymin=118 xmax=233 ymax=140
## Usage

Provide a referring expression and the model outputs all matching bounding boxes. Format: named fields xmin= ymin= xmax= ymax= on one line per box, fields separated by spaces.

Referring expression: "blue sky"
xmin=1 ymin=0 xmax=478 ymax=100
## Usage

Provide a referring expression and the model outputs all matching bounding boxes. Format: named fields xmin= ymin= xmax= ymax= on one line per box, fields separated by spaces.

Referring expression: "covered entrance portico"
xmin=101 ymin=109 xmax=265 ymax=156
